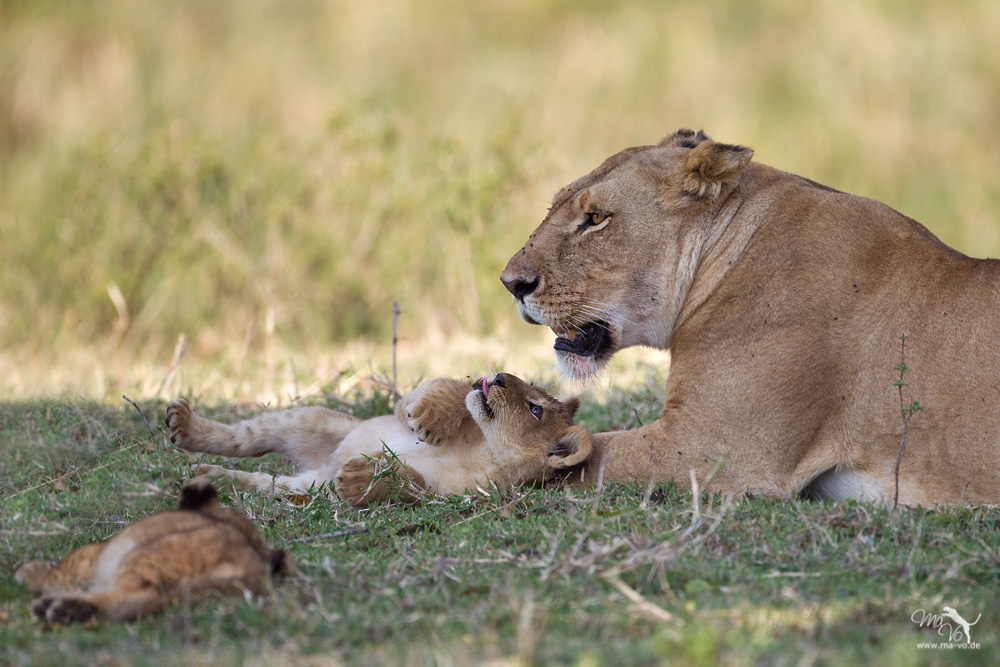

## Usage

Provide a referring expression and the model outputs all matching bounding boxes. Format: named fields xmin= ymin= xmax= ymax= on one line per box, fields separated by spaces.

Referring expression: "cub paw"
xmin=191 ymin=463 xmax=232 ymax=480
xmin=405 ymin=380 xmax=469 ymax=445
xmin=45 ymin=597 xmax=97 ymax=625
xmin=335 ymin=456 xmax=383 ymax=506
xmin=165 ymin=399 xmax=194 ymax=445
xmin=14 ymin=560 xmax=53 ymax=594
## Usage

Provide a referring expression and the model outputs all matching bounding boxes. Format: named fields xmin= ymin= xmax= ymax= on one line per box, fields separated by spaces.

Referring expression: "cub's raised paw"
xmin=165 ymin=399 xmax=194 ymax=445
xmin=44 ymin=597 xmax=97 ymax=625
xmin=405 ymin=379 xmax=471 ymax=445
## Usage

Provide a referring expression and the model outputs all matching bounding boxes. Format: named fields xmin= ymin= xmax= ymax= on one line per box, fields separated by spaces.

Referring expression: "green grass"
xmin=2 ymin=392 xmax=998 ymax=666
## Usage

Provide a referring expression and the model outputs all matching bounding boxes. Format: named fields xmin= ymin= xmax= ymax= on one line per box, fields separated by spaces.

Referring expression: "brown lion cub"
xmin=166 ymin=373 xmax=591 ymax=505
xmin=15 ymin=479 xmax=291 ymax=625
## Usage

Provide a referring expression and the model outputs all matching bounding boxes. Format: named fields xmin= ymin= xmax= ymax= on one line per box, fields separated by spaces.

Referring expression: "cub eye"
xmin=528 ymin=403 xmax=544 ymax=420
xmin=576 ymin=210 xmax=611 ymax=234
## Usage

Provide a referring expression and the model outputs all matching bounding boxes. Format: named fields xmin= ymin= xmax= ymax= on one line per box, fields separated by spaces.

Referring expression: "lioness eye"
xmin=576 ymin=210 xmax=610 ymax=234
xmin=529 ymin=403 xmax=543 ymax=420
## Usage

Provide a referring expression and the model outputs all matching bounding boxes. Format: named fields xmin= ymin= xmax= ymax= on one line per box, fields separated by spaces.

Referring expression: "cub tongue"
xmin=482 ymin=377 xmax=489 ymax=397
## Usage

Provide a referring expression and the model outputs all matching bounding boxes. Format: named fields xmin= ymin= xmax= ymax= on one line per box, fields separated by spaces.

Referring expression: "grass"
xmin=2 ymin=388 xmax=998 ymax=666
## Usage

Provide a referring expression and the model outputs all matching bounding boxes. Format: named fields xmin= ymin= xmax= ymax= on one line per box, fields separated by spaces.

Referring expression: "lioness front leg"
xmin=334 ymin=454 xmax=428 ymax=506
xmin=396 ymin=378 xmax=479 ymax=446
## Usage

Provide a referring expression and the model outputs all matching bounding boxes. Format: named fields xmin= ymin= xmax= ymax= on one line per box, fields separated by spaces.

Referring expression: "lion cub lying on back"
xmin=15 ymin=479 xmax=291 ymax=625
xmin=166 ymin=374 xmax=592 ymax=506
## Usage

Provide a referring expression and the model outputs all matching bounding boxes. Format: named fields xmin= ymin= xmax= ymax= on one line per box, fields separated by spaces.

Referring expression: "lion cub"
xmin=166 ymin=373 xmax=591 ymax=505
xmin=15 ymin=479 xmax=291 ymax=625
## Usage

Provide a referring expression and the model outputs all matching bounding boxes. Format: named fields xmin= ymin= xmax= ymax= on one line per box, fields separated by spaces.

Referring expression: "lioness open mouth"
xmin=552 ymin=320 xmax=612 ymax=359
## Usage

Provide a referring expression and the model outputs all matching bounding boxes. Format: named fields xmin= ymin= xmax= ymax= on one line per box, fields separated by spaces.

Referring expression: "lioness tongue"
xmin=482 ymin=377 xmax=489 ymax=397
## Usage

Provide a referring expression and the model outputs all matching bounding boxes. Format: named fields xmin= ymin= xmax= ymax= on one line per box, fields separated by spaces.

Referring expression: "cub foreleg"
xmin=396 ymin=378 xmax=481 ymax=446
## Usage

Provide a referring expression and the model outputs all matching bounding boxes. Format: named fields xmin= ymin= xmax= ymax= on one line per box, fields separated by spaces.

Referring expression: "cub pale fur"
xmin=15 ymin=479 xmax=291 ymax=625
xmin=166 ymin=373 xmax=591 ymax=506
xmin=497 ymin=128 xmax=1000 ymax=506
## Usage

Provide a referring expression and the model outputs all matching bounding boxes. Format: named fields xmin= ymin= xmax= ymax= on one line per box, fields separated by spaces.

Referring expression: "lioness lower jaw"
xmin=556 ymin=348 xmax=612 ymax=381
xmin=551 ymin=321 xmax=616 ymax=380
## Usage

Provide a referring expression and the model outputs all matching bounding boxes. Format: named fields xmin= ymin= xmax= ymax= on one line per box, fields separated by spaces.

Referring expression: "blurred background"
xmin=2 ymin=0 xmax=999 ymax=400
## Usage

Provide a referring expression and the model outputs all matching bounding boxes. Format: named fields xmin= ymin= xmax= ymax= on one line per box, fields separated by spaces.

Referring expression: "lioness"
xmin=489 ymin=128 xmax=1000 ymax=506
xmin=167 ymin=373 xmax=591 ymax=505
xmin=15 ymin=479 xmax=291 ymax=624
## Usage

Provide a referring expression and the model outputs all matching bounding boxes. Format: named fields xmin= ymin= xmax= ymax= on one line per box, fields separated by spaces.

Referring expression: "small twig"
xmin=157 ymin=332 xmax=189 ymax=398
xmin=286 ymin=526 xmax=369 ymax=543
xmin=604 ymin=575 xmax=680 ymax=625
xmin=892 ymin=334 xmax=923 ymax=508
xmin=391 ymin=301 xmax=401 ymax=401
xmin=122 ymin=395 xmax=156 ymax=440
xmin=629 ymin=400 xmax=644 ymax=428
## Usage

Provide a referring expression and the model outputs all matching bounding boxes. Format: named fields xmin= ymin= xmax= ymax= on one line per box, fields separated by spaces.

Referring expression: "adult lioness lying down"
xmin=492 ymin=128 xmax=1000 ymax=506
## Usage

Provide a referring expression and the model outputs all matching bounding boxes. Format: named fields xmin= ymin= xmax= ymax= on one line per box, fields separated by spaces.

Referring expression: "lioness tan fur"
xmin=166 ymin=373 xmax=591 ymax=505
xmin=15 ymin=479 xmax=291 ymax=624
xmin=492 ymin=128 xmax=1000 ymax=506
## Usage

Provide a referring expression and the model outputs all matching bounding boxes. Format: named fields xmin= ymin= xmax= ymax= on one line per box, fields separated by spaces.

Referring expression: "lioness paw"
xmin=165 ymin=399 xmax=194 ymax=445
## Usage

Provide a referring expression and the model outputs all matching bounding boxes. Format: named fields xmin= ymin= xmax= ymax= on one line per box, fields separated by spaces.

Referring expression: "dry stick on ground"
xmin=391 ymin=301 xmax=401 ymax=402
xmin=123 ymin=394 xmax=156 ymax=440
xmin=892 ymin=334 xmax=923 ymax=508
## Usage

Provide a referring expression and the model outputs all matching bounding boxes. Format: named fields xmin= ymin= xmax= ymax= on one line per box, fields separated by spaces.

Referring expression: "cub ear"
xmin=545 ymin=424 xmax=593 ymax=469
xmin=683 ymin=140 xmax=754 ymax=200
xmin=561 ymin=396 xmax=580 ymax=419
xmin=178 ymin=478 xmax=220 ymax=511
xmin=659 ymin=128 xmax=712 ymax=149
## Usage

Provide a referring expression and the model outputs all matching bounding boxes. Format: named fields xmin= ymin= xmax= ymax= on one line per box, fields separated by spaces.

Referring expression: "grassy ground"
xmin=2 ymin=386 xmax=998 ymax=666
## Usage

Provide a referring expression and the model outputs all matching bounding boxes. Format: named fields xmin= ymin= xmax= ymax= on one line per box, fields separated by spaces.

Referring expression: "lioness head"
xmin=465 ymin=372 xmax=591 ymax=480
xmin=501 ymin=129 xmax=754 ymax=380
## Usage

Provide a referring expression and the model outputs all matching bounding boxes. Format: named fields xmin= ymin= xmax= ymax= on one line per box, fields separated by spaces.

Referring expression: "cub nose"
xmin=501 ymin=274 xmax=540 ymax=300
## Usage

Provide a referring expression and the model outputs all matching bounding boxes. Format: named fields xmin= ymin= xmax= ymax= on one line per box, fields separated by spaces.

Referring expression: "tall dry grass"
xmin=2 ymin=0 xmax=1000 ymax=399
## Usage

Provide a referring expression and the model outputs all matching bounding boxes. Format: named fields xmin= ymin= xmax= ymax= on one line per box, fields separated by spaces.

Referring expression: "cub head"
xmin=501 ymin=129 xmax=753 ymax=380
xmin=465 ymin=372 xmax=592 ymax=483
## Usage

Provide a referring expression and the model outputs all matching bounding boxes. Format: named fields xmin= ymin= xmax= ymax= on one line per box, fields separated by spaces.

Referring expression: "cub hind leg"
xmin=167 ymin=399 xmax=361 ymax=469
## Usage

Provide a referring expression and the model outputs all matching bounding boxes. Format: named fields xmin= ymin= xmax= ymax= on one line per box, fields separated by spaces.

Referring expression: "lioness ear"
xmin=659 ymin=128 xmax=712 ymax=149
xmin=545 ymin=425 xmax=593 ymax=469
xmin=562 ymin=396 xmax=580 ymax=419
xmin=683 ymin=140 xmax=754 ymax=200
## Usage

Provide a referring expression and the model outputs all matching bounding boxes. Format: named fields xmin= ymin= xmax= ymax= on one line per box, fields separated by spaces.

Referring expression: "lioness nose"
xmin=501 ymin=274 xmax=540 ymax=300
